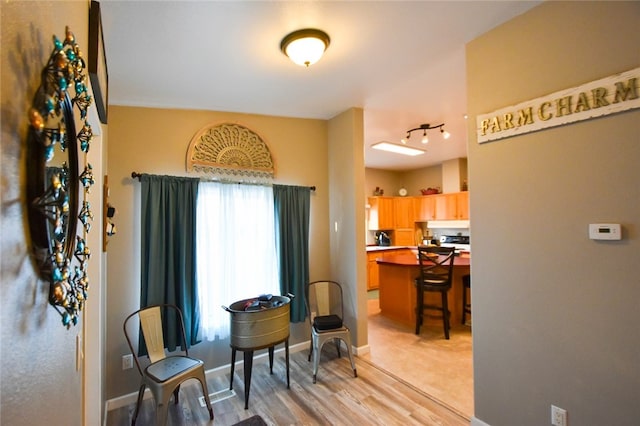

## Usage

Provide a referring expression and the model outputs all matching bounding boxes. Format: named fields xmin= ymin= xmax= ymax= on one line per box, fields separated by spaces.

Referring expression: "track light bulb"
xmin=421 ymin=131 xmax=429 ymax=144
xmin=441 ymin=128 xmax=451 ymax=139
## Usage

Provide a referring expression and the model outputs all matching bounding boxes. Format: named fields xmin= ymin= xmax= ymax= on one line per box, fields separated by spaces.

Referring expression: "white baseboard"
xmin=327 ymin=339 xmax=366 ymax=356
xmin=355 ymin=344 xmax=370 ymax=356
xmin=105 ymin=340 xmax=309 ymax=412
xmin=471 ymin=416 xmax=491 ymax=426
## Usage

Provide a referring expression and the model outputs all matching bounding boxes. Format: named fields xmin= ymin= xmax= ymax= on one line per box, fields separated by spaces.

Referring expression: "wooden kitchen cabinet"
xmin=433 ymin=192 xmax=469 ymax=220
xmin=383 ymin=192 xmax=469 ymax=224
xmin=434 ymin=194 xmax=457 ymax=219
xmin=367 ymin=252 xmax=380 ymax=290
xmin=367 ymin=247 xmax=414 ymax=290
xmin=414 ymin=195 xmax=436 ymax=221
xmin=368 ymin=197 xmax=394 ymax=230
xmin=393 ymin=197 xmax=415 ymax=228
xmin=456 ymin=191 xmax=469 ymax=219
xmin=393 ymin=228 xmax=415 ymax=246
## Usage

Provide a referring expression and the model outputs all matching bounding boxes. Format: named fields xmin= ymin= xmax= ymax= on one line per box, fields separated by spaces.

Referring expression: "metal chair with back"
xmin=306 ymin=280 xmax=357 ymax=383
xmin=123 ymin=304 xmax=214 ymax=425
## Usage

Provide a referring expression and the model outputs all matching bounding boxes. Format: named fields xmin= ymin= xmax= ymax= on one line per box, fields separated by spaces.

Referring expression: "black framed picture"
xmin=89 ymin=0 xmax=108 ymax=124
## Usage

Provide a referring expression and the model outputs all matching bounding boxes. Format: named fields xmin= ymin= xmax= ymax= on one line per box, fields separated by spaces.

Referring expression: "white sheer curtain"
xmin=196 ymin=182 xmax=280 ymax=341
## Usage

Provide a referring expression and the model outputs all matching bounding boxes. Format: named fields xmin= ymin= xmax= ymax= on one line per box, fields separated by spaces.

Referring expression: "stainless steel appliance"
xmin=376 ymin=231 xmax=391 ymax=246
xmin=439 ymin=235 xmax=470 ymax=253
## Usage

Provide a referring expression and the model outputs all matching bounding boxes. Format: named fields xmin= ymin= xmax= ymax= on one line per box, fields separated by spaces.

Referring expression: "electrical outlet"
xmin=122 ymin=354 xmax=133 ymax=370
xmin=551 ymin=405 xmax=567 ymax=426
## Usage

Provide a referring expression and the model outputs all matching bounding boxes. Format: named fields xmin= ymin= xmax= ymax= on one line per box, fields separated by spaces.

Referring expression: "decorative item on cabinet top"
xmin=420 ymin=187 xmax=440 ymax=195
xmin=26 ymin=26 xmax=96 ymax=328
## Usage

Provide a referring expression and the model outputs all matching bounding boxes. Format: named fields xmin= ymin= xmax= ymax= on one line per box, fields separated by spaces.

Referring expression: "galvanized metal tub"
xmin=223 ymin=295 xmax=292 ymax=350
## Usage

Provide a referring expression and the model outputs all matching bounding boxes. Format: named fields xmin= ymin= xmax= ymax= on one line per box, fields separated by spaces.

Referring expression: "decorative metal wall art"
xmin=186 ymin=123 xmax=275 ymax=180
xmin=26 ymin=26 xmax=95 ymax=328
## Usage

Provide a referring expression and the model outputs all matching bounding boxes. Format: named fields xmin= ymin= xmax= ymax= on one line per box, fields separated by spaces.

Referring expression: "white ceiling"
xmin=99 ymin=0 xmax=540 ymax=171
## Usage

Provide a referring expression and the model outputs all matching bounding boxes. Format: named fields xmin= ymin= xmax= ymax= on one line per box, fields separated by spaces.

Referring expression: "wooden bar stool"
xmin=415 ymin=246 xmax=456 ymax=339
xmin=462 ymin=274 xmax=471 ymax=325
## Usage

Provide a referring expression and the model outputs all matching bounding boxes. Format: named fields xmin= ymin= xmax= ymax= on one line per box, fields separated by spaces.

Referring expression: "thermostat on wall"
xmin=589 ymin=223 xmax=621 ymax=240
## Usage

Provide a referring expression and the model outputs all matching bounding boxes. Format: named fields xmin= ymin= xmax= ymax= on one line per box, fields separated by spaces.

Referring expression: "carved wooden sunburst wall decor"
xmin=186 ymin=123 xmax=275 ymax=179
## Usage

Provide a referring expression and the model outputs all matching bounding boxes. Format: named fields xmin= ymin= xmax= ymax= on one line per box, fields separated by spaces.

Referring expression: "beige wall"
xmin=1 ymin=1 xmax=105 ymax=425
xmin=442 ymin=157 xmax=467 ymax=193
xmin=402 ymin=164 xmax=445 ymax=196
xmin=328 ymin=108 xmax=367 ymax=347
xmin=365 ymin=164 xmax=447 ymax=199
xmin=467 ymin=2 xmax=640 ymax=425
xmin=106 ymin=105 xmax=330 ymax=399
xmin=364 ymin=168 xmax=403 ymax=198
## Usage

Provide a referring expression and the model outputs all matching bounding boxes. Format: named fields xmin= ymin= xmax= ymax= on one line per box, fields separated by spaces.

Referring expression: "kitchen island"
xmin=376 ymin=252 xmax=470 ymax=329
xmin=366 ymin=245 xmax=415 ymax=290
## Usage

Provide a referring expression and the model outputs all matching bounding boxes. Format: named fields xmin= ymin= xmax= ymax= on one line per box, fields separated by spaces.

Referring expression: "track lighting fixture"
xmin=401 ymin=123 xmax=450 ymax=145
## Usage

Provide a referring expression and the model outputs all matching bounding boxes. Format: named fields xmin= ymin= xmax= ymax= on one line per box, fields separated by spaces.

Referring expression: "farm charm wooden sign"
xmin=476 ymin=66 xmax=640 ymax=143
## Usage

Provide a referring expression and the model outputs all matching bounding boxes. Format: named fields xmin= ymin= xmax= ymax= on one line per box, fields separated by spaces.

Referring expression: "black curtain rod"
xmin=130 ymin=172 xmax=316 ymax=192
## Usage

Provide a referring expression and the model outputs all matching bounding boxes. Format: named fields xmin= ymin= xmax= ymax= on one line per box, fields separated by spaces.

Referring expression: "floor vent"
xmin=199 ymin=389 xmax=236 ymax=407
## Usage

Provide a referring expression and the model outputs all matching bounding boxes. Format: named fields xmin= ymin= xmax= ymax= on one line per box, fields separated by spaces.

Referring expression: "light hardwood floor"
xmin=106 ymin=348 xmax=469 ymax=425
xmin=106 ymin=295 xmax=472 ymax=425
xmin=362 ymin=297 xmax=473 ymax=418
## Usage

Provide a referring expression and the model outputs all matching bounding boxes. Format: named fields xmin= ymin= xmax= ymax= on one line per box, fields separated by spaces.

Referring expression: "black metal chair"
xmin=462 ymin=274 xmax=471 ymax=325
xmin=306 ymin=280 xmax=357 ymax=383
xmin=123 ymin=304 xmax=214 ymax=425
xmin=415 ymin=246 xmax=456 ymax=339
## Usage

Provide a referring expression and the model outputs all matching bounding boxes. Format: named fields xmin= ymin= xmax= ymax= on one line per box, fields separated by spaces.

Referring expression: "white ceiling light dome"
xmin=280 ymin=29 xmax=330 ymax=67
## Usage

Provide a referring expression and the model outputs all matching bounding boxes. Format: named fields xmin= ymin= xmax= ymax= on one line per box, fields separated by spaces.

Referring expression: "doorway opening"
xmin=363 ymin=289 xmax=473 ymax=418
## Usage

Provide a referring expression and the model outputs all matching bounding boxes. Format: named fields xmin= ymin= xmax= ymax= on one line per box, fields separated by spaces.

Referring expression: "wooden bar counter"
xmin=376 ymin=252 xmax=470 ymax=329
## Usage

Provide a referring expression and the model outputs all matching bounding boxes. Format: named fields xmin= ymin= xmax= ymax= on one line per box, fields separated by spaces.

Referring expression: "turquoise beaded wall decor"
xmin=26 ymin=26 xmax=96 ymax=328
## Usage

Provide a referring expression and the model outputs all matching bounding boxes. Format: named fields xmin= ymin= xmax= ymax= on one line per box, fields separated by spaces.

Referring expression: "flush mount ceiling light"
xmin=372 ymin=142 xmax=426 ymax=156
xmin=280 ymin=28 xmax=330 ymax=67
xmin=401 ymin=123 xmax=451 ymax=145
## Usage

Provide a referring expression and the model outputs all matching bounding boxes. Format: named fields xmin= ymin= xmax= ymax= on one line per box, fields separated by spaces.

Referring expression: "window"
xmin=196 ymin=182 xmax=280 ymax=341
